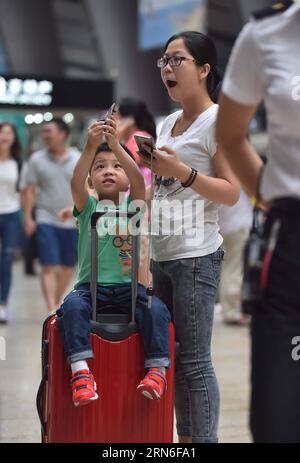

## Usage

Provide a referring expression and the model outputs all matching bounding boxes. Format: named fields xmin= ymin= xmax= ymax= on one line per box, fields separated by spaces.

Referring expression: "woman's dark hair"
xmin=0 ymin=121 xmax=21 ymax=161
xmin=164 ymin=31 xmax=222 ymax=103
xmin=118 ymin=98 xmax=156 ymax=141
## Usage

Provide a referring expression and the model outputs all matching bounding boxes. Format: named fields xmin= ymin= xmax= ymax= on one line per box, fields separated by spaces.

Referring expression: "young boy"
xmin=56 ymin=116 xmax=171 ymax=407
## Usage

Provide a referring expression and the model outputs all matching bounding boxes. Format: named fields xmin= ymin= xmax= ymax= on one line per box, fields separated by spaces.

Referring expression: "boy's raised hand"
xmin=102 ymin=116 xmax=120 ymax=152
xmin=87 ymin=121 xmax=105 ymax=150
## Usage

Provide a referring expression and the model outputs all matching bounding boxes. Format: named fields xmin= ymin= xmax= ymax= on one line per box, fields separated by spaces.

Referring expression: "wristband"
xmin=181 ymin=168 xmax=197 ymax=188
xmin=180 ymin=167 xmax=193 ymax=187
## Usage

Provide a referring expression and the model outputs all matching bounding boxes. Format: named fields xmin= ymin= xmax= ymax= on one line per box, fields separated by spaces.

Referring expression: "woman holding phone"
xmin=140 ymin=31 xmax=240 ymax=443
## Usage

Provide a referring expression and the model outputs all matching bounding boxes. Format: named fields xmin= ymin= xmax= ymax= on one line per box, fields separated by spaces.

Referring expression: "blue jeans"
xmin=0 ymin=211 xmax=20 ymax=304
xmin=56 ymin=283 xmax=171 ymax=368
xmin=151 ymin=247 xmax=224 ymax=443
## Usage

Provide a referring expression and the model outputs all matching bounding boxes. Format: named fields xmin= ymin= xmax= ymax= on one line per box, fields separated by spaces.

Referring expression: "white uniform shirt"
xmin=151 ymin=104 xmax=223 ymax=262
xmin=0 ymin=159 xmax=20 ymax=214
xmin=222 ymin=3 xmax=300 ymax=202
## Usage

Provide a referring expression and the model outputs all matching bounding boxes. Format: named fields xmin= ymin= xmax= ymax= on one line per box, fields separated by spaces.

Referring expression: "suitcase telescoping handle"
xmin=90 ymin=211 xmax=139 ymax=323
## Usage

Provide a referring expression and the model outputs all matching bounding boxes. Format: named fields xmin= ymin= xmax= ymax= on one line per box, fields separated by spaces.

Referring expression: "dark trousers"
xmin=251 ymin=199 xmax=300 ymax=443
xmin=0 ymin=211 xmax=20 ymax=304
xmin=22 ymin=208 xmax=37 ymax=275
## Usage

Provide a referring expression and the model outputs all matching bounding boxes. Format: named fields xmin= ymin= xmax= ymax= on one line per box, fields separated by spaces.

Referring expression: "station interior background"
xmin=0 ymin=0 xmax=274 ymax=443
xmin=0 ymin=0 xmax=271 ymax=156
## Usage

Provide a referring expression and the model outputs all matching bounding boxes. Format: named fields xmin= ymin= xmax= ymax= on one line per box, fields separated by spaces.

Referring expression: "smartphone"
xmin=99 ymin=102 xmax=117 ymax=122
xmin=134 ymin=134 xmax=156 ymax=159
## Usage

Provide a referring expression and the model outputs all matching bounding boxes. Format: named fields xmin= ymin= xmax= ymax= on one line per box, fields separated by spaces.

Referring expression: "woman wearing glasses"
xmin=140 ymin=31 xmax=240 ymax=443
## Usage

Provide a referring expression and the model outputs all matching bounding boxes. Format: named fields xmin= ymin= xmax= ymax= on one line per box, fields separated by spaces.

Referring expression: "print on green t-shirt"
xmin=73 ymin=195 xmax=141 ymax=287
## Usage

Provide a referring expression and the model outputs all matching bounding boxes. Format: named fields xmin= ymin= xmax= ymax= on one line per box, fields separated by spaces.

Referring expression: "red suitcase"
xmin=36 ymin=211 xmax=175 ymax=443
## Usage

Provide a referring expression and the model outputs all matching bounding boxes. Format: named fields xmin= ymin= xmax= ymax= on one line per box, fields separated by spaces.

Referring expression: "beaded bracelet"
xmin=180 ymin=167 xmax=194 ymax=187
xmin=181 ymin=168 xmax=198 ymax=188
xmin=186 ymin=169 xmax=197 ymax=188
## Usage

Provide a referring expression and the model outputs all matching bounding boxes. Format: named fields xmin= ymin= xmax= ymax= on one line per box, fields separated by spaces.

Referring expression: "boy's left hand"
xmin=102 ymin=116 xmax=120 ymax=151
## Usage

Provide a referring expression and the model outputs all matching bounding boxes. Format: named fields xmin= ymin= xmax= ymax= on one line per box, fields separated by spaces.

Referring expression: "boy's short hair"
xmin=95 ymin=142 xmax=134 ymax=158
xmin=90 ymin=142 xmax=135 ymax=173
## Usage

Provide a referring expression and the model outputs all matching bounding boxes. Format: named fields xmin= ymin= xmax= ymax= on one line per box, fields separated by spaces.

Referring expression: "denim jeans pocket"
xmin=212 ymin=247 xmax=224 ymax=282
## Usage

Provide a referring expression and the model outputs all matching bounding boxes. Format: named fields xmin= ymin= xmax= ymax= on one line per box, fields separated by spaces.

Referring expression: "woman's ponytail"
xmin=208 ymin=65 xmax=222 ymax=103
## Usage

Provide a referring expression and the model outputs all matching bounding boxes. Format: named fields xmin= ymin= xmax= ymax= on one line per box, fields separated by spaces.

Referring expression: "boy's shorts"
xmin=37 ymin=224 xmax=78 ymax=267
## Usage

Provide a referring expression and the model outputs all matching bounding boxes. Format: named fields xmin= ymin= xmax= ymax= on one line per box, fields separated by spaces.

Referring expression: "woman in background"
xmin=0 ymin=122 xmax=22 ymax=323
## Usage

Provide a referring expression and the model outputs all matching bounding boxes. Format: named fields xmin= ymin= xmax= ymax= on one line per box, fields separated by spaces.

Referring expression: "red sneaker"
xmin=71 ymin=369 xmax=99 ymax=407
xmin=137 ymin=368 xmax=167 ymax=401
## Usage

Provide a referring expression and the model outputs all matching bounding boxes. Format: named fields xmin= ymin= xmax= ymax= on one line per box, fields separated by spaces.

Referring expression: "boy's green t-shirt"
xmin=74 ymin=195 xmax=141 ymax=287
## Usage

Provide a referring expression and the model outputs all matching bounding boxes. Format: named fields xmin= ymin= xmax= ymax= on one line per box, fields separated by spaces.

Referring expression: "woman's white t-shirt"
xmin=0 ymin=159 xmax=20 ymax=214
xmin=151 ymin=104 xmax=223 ymax=262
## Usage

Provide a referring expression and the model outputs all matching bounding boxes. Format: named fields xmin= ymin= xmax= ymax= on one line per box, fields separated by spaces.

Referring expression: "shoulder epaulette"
xmin=252 ymin=0 xmax=294 ymax=20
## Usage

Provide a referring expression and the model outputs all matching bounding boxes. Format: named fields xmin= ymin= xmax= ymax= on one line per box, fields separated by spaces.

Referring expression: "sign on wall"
xmin=0 ymin=77 xmax=53 ymax=106
xmin=0 ymin=75 xmax=113 ymax=109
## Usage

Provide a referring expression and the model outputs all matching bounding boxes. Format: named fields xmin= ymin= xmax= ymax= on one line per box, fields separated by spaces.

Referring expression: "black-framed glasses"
xmin=157 ymin=55 xmax=196 ymax=69
xmin=113 ymin=235 xmax=133 ymax=248
xmin=154 ymin=175 xmax=187 ymax=198
xmin=155 ymin=175 xmax=176 ymax=187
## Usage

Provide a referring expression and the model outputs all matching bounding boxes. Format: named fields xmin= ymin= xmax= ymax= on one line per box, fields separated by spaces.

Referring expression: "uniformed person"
xmin=216 ymin=0 xmax=300 ymax=443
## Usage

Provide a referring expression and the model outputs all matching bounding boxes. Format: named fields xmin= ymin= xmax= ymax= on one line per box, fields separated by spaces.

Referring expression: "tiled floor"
xmin=0 ymin=263 xmax=251 ymax=443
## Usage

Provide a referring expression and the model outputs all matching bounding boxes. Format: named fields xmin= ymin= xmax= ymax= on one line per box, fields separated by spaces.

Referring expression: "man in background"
xmin=24 ymin=118 xmax=79 ymax=313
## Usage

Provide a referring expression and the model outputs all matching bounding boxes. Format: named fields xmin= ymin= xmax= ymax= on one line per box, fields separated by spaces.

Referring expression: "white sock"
xmin=71 ymin=360 xmax=89 ymax=374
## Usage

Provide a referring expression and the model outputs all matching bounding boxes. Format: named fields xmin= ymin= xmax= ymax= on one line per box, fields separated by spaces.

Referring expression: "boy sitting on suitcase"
xmin=56 ymin=116 xmax=171 ymax=407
